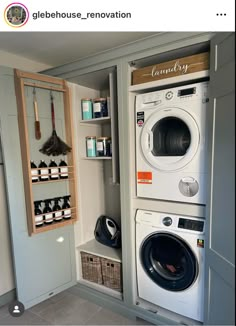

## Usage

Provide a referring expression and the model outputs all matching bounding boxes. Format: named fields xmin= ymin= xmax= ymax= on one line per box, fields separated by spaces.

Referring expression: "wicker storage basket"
xmin=81 ymin=252 xmax=103 ymax=284
xmin=101 ymin=258 xmax=122 ymax=292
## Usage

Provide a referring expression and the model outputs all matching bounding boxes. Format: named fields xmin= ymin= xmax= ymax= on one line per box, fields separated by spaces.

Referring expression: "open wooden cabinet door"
xmin=0 ymin=67 xmax=77 ymax=309
xmin=204 ymin=32 xmax=235 ymax=325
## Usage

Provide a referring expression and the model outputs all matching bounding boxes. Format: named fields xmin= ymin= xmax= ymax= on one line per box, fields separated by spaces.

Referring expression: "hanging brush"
xmin=33 ymin=87 xmax=41 ymax=140
xmin=39 ymin=91 xmax=71 ymax=156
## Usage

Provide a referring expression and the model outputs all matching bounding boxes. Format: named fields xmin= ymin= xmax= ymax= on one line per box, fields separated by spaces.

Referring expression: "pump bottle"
xmin=59 ymin=159 xmax=68 ymax=179
xmin=38 ymin=160 xmax=49 ymax=181
xmin=34 ymin=200 xmax=43 ymax=227
xmin=53 ymin=197 xmax=63 ymax=222
xmin=43 ymin=199 xmax=53 ymax=224
xmin=62 ymin=195 xmax=71 ymax=220
xmin=49 ymin=160 xmax=59 ymax=180
xmin=31 ymin=160 xmax=39 ymax=183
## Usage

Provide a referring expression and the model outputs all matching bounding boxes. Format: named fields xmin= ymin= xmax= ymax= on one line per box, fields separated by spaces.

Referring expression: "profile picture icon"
xmin=8 ymin=300 xmax=25 ymax=317
xmin=4 ymin=3 xmax=29 ymax=28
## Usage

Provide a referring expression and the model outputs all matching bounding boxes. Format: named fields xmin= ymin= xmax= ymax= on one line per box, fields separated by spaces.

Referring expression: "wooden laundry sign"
xmin=132 ymin=52 xmax=209 ymax=85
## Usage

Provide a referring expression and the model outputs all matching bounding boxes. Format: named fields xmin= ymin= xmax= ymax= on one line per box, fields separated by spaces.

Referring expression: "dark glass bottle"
xmin=62 ymin=195 xmax=71 ymax=220
xmin=43 ymin=199 xmax=53 ymax=224
xmin=49 ymin=159 xmax=59 ymax=180
xmin=34 ymin=200 xmax=43 ymax=227
xmin=59 ymin=159 xmax=68 ymax=179
xmin=38 ymin=160 xmax=49 ymax=181
xmin=53 ymin=197 xmax=63 ymax=222
xmin=31 ymin=160 xmax=39 ymax=183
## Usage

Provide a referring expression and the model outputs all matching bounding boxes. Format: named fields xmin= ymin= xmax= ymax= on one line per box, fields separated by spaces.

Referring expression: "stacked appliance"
xmin=135 ymin=81 xmax=208 ymax=322
xmin=135 ymin=81 xmax=209 ymax=204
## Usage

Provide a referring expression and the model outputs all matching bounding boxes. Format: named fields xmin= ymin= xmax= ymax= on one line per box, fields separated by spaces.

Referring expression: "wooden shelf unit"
xmin=78 ymin=239 xmax=122 ymax=263
xmin=14 ymin=69 xmax=78 ymax=236
xmin=129 ymin=70 xmax=210 ymax=92
xmin=80 ymin=117 xmax=111 ymax=125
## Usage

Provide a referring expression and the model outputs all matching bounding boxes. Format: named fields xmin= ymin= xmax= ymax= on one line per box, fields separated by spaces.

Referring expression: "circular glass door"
xmin=140 ymin=232 xmax=198 ymax=291
xmin=140 ymin=108 xmax=199 ymax=171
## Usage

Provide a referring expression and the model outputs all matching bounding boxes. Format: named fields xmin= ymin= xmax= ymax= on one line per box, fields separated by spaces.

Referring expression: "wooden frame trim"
xmin=63 ymin=81 xmax=79 ymax=222
xmin=23 ymin=82 xmax=66 ymax=92
xmin=15 ymin=69 xmax=64 ymax=85
xmin=14 ymin=70 xmax=36 ymax=235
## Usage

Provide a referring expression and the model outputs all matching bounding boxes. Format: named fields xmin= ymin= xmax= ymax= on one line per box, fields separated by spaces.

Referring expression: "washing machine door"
xmin=140 ymin=232 xmax=198 ymax=291
xmin=140 ymin=107 xmax=199 ymax=171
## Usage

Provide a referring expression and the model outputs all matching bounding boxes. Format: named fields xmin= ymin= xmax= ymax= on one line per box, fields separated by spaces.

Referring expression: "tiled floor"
xmin=0 ymin=286 xmax=153 ymax=325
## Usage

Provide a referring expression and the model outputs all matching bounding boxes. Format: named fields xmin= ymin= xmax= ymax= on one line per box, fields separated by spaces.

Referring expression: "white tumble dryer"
xmin=135 ymin=81 xmax=209 ymax=204
xmin=136 ymin=209 xmax=205 ymax=322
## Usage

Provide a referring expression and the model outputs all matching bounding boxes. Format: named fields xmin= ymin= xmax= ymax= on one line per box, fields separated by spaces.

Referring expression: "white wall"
xmin=0 ymin=50 xmax=51 ymax=72
xmin=0 ymin=52 xmax=52 ymax=297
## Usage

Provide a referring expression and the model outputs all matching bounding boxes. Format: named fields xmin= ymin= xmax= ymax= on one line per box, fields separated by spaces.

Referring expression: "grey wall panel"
xmin=207 ymin=267 xmax=235 ymax=325
xmin=210 ymin=93 xmax=235 ymax=264
xmin=204 ymin=32 xmax=235 ymax=325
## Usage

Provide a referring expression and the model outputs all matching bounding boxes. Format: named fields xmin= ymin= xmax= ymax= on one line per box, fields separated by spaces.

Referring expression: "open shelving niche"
xmin=14 ymin=69 xmax=78 ymax=236
xmin=67 ymin=66 xmax=122 ymax=298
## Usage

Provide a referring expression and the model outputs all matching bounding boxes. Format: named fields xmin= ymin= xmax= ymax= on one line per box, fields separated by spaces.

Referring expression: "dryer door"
xmin=140 ymin=107 xmax=199 ymax=171
xmin=140 ymin=232 xmax=198 ymax=291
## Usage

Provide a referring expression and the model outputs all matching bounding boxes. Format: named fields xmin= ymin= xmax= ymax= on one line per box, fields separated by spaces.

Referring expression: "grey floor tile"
xmin=66 ymin=285 xmax=83 ymax=297
xmin=29 ymin=299 xmax=55 ymax=315
xmin=0 ymin=310 xmax=50 ymax=325
xmin=85 ymin=307 xmax=136 ymax=325
xmin=48 ymin=290 xmax=71 ymax=304
xmin=32 ymin=294 xmax=101 ymax=325
xmin=0 ymin=305 xmax=10 ymax=320
xmin=30 ymin=292 xmax=86 ymax=317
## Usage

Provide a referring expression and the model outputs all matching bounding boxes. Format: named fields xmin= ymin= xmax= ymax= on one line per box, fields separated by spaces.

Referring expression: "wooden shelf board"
xmin=78 ymin=279 xmax=123 ymax=300
xmin=81 ymin=157 xmax=112 ymax=160
xmin=33 ymin=218 xmax=76 ymax=234
xmin=129 ymin=70 xmax=210 ymax=92
xmin=32 ymin=178 xmax=73 ymax=185
xmin=77 ymin=238 xmax=122 ymax=263
xmin=80 ymin=117 xmax=111 ymax=125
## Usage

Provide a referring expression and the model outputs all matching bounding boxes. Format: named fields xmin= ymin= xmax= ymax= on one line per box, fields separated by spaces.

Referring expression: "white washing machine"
xmin=135 ymin=81 xmax=209 ymax=204
xmin=136 ymin=209 xmax=205 ymax=322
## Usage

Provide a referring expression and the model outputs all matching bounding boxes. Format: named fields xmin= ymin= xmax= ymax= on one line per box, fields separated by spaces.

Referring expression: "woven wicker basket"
xmin=101 ymin=258 xmax=122 ymax=292
xmin=81 ymin=252 xmax=103 ymax=284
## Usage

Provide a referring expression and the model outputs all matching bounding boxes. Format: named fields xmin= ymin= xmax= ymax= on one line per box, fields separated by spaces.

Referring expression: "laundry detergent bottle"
xmin=43 ymin=199 xmax=53 ymax=224
xmin=53 ymin=197 xmax=63 ymax=222
xmin=62 ymin=195 xmax=71 ymax=220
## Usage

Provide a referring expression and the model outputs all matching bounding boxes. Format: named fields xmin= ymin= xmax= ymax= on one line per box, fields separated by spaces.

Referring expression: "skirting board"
xmin=0 ymin=289 xmax=16 ymax=308
xmin=68 ymin=283 xmax=177 ymax=325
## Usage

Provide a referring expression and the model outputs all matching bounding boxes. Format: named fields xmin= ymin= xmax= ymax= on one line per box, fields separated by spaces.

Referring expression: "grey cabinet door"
xmin=0 ymin=67 xmax=76 ymax=309
xmin=204 ymin=33 xmax=235 ymax=325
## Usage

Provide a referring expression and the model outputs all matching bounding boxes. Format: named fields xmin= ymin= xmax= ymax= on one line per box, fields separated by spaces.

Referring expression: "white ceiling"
xmin=0 ymin=32 xmax=157 ymax=68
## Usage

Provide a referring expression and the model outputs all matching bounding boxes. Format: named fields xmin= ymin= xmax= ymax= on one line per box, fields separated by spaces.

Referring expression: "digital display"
xmin=178 ymin=218 xmax=204 ymax=232
xmin=178 ymin=87 xmax=196 ymax=97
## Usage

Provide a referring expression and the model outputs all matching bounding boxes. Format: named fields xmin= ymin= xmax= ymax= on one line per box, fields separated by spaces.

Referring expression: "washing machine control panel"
xmin=165 ymin=91 xmax=173 ymax=100
xmin=162 ymin=216 xmax=172 ymax=226
xmin=178 ymin=218 xmax=204 ymax=232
